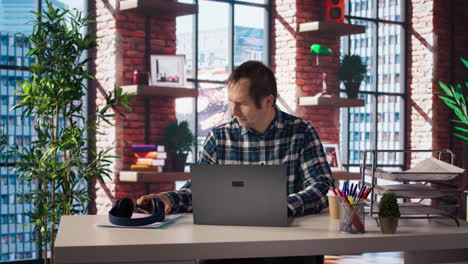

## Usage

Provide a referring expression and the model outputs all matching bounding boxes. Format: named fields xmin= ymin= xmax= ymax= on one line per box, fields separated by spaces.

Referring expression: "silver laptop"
xmin=190 ymin=164 xmax=290 ymax=227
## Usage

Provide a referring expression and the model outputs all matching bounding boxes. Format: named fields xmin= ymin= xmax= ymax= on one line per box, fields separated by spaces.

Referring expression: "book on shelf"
xmin=133 ymin=151 xmax=167 ymax=159
xmin=135 ymin=158 xmax=165 ymax=167
xmin=131 ymin=144 xmax=165 ymax=153
xmin=130 ymin=165 xmax=163 ymax=173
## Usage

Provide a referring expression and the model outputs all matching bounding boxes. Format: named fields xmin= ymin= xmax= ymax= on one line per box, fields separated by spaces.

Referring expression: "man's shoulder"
xmin=209 ymin=119 xmax=238 ymax=135
xmin=278 ymin=109 xmax=314 ymax=131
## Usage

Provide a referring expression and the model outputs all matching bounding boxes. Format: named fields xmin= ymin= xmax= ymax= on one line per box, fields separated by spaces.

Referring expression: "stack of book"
xmin=130 ymin=144 xmax=167 ymax=173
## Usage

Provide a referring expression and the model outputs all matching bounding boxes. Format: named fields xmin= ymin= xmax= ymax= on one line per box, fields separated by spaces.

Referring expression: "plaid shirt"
xmin=164 ymin=108 xmax=334 ymax=216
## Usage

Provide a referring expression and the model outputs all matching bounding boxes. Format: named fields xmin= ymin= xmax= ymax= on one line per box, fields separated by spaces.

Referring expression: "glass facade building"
xmin=0 ymin=0 xmax=69 ymax=262
xmin=340 ymin=0 xmax=406 ymax=173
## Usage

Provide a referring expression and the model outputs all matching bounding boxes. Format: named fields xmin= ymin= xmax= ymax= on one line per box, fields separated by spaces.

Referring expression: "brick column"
xmin=273 ymin=0 xmax=340 ymax=143
xmin=92 ymin=0 xmax=177 ymax=214
xmin=408 ymin=0 xmax=468 ymax=167
xmin=408 ymin=0 xmax=468 ymax=218
xmin=407 ymin=0 xmax=435 ymax=165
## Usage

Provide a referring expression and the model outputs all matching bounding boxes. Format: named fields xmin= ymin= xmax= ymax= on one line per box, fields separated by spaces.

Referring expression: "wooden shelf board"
xmin=119 ymin=0 xmax=198 ymax=17
xmin=119 ymin=171 xmax=191 ymax=183
xmin=333 ymin=171 xmax=361 ymax=181
xmin=299 ymin=21 xmax=366 ymax=36
xmin=122 ymin=85 xmax=198 ymax=98
xmin=299 ymin=95 xmax=365 ymax=107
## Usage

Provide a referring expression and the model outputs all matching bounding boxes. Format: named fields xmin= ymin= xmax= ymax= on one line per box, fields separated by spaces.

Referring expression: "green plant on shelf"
xmin=339 ymin=54 xmax=368 ymax=99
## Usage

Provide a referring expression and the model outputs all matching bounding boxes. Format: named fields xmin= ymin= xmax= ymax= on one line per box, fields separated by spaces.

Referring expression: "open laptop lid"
xmin=191 ymin=164 xmax=289 ymax=227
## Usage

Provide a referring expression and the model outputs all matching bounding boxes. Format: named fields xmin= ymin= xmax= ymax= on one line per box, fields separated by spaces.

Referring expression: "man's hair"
xmin=227 ymin=61 xmax=277 ymax=109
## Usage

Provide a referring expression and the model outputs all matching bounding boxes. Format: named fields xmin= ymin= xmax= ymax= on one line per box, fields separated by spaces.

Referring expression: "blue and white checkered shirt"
xmin=164 ymin=108 xmax=334 ymax=216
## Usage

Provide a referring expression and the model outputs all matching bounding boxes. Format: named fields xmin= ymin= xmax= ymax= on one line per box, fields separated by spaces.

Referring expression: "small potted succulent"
xmin=378 ymin=192 xmax=401 ymax=234
xmin=162 ymin=120 xmax=195 ymax=172
xmin=339 ymin=54 xmax=368 ymax=99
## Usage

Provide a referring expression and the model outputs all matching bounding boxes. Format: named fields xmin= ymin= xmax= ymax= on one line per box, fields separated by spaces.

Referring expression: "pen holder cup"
xmin=339 ymin=202 xmax=365 ymax=234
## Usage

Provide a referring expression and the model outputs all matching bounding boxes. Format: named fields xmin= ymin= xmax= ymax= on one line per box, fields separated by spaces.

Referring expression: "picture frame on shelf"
xmin=150 ymin=54 xmax=186 ymax=87
xmin=322 ymin=143 xmax=343 ymax=171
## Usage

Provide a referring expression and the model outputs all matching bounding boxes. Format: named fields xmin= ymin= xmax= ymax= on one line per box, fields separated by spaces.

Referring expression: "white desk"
xmin=55 ymin=213 xmax=468 ymax=264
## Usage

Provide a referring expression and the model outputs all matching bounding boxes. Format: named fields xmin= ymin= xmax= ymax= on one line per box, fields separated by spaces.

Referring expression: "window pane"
xmin=234 ymin=5 xmax=267 ymax=66
xmin=236 ymin=0 xmax=267 ymax=4
xmin=198 ymin=1 xmax=229 ymax=81
xmin=197 ymin=82 xmax=230 ymax=152
xmin=0 ymin=1 xmax=36 ymax=34
xmin=0 ymin=66 xmax=36 ymax=261
xmin=377 ymin=95 xmax=404 ymax=165
xmin=177 ymin=15 xmax=195 ymax=78
xmin=343 ymin=94 xmax=375 ymax=166
xmin=344 ymin=20 xmax=374 ymax=93
xmin=377 ymin=24 xmax=404 ymax=93
xmin=349 ymin=0 xmax=375 ymax=18
xmin=378 ymin=0 xmax=403 ymax=21
xmin=0 ymin=1 xmax=36 ymax=260
xmin=176 ymin=82 xmax=196 ymax=166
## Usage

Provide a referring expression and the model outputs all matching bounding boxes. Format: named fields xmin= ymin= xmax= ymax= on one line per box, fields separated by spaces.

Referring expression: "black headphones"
xmin=109 ymin=197 xmax=165 ymax=226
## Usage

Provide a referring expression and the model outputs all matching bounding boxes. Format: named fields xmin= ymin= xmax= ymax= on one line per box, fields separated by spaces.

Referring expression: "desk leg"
xmin=405 ymin=249 xmax=468 ymax=264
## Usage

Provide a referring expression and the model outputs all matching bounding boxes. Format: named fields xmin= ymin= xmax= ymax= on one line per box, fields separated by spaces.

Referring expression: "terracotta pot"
xmin=379 ymin=216 xmax=399 ymax=234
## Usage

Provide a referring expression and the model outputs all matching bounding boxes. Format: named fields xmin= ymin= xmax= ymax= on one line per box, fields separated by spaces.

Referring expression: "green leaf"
xmin=450 ymin=119 xmax=468 ymax=125
xmin=438 ymin=81 xmax=454 ymax=97
xmin=454 ymin=133 xmax=468 ymax=142
xmin=454 ymin=126 xmax=468 ymax=133
xmin=461 ymin=57 xmax=468 ymax=69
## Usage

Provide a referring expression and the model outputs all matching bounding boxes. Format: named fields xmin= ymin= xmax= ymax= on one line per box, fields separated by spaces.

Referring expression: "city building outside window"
xmin=0 ymin=0 xmax=87 ymax=262
xmin=340 ymin=0 xmax=406 ymax=174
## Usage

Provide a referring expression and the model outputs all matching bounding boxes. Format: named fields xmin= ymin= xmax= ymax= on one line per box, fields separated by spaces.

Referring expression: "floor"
xmin=325 ymin=252 xmax=403 ymax=264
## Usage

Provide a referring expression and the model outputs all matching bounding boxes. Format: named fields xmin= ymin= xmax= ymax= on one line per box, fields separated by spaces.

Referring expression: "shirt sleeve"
xmin=287 ymin=125 xmax=335 ymax=216
xmin=163 ymin=130 xmax=218 ymax=213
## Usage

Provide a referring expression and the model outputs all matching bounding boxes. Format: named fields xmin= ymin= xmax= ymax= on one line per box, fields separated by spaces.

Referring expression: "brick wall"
xmin=407 ymin=0 xmax=435 ymax=165
xmin=92 ymin=0 xmax=176 ymax=214
xmin=273 ymin=0 xmax=340 ymax=143
xmin=90 ymin=0 xmax=468 ymax=214
xmin=408 ymin=0 xmax=468 ymax=218
xmin=408 ymin=0 xmax=468 ymax=168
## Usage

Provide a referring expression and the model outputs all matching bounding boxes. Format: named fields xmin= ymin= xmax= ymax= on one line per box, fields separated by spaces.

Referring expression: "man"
xmin=137 ymin=60 xmax=334 ymax=264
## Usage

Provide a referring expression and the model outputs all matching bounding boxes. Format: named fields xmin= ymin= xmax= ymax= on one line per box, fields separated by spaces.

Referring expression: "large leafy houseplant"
xmin=339 ymin=54 xmax=368 ymax=99
xmin=438 ymin=57 xmax=468 ymax=142
xmin=11 ymin=2 xmax=132 ymax=263
xmin=162 ymin=120 xmax=194 ymax=171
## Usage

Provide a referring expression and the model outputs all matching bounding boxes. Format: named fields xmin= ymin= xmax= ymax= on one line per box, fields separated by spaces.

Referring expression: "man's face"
xmin=228 ymin=78 xmax=272 ymax=130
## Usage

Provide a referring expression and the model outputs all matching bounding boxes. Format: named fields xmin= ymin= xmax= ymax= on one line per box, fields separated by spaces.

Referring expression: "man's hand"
xmin=136 ymin=193 xmax=172 ymax=215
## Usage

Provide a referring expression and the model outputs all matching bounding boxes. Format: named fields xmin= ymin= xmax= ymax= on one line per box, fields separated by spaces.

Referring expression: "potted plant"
xmin=10 ymin=2 xmax=133 ymax=263
xmin=339 ymin=54 xmax=368 ymax=98
xmin=378 ymin=192 xmax=401 ymax=234
xmin=162 ymin=120 xmax=195 ymax=172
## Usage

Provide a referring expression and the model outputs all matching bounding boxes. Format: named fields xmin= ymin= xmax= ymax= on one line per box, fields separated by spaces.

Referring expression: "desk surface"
xmin=55 ymin=213 xmax=468 ymax=264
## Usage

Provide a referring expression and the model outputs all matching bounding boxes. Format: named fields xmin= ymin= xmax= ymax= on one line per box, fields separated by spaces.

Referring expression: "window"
xmin=0 ymin=0 xmax=88 ymax=262
xmin=176 ymin=0 xmax=270 ymax=168
xmin=340 ymin=0 xmax=406 ymax=171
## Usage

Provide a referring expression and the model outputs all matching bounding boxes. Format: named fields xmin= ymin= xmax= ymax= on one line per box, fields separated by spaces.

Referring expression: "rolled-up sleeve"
xmin=287 ymin=126 xmax=334 ymax=216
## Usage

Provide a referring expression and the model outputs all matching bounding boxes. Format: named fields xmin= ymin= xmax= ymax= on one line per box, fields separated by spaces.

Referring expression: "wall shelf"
xmin=333 ymin=171 xmax=361 ymax=181
xmin=119 ymin=0 xmax=198 ymax=17
xmin=122 ymin=85 xmax=198 ymax=98
xmin=119 ymin=171 xmax=191 ymax=183
xmin=298 ymin=95 xmax=365 ymax=107
xmin=299 ymin=21 xmax=366 ymax=36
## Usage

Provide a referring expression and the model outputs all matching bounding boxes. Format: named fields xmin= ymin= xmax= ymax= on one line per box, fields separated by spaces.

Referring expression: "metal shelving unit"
xmin=361 ymin=149 xmax=464 ymax=226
